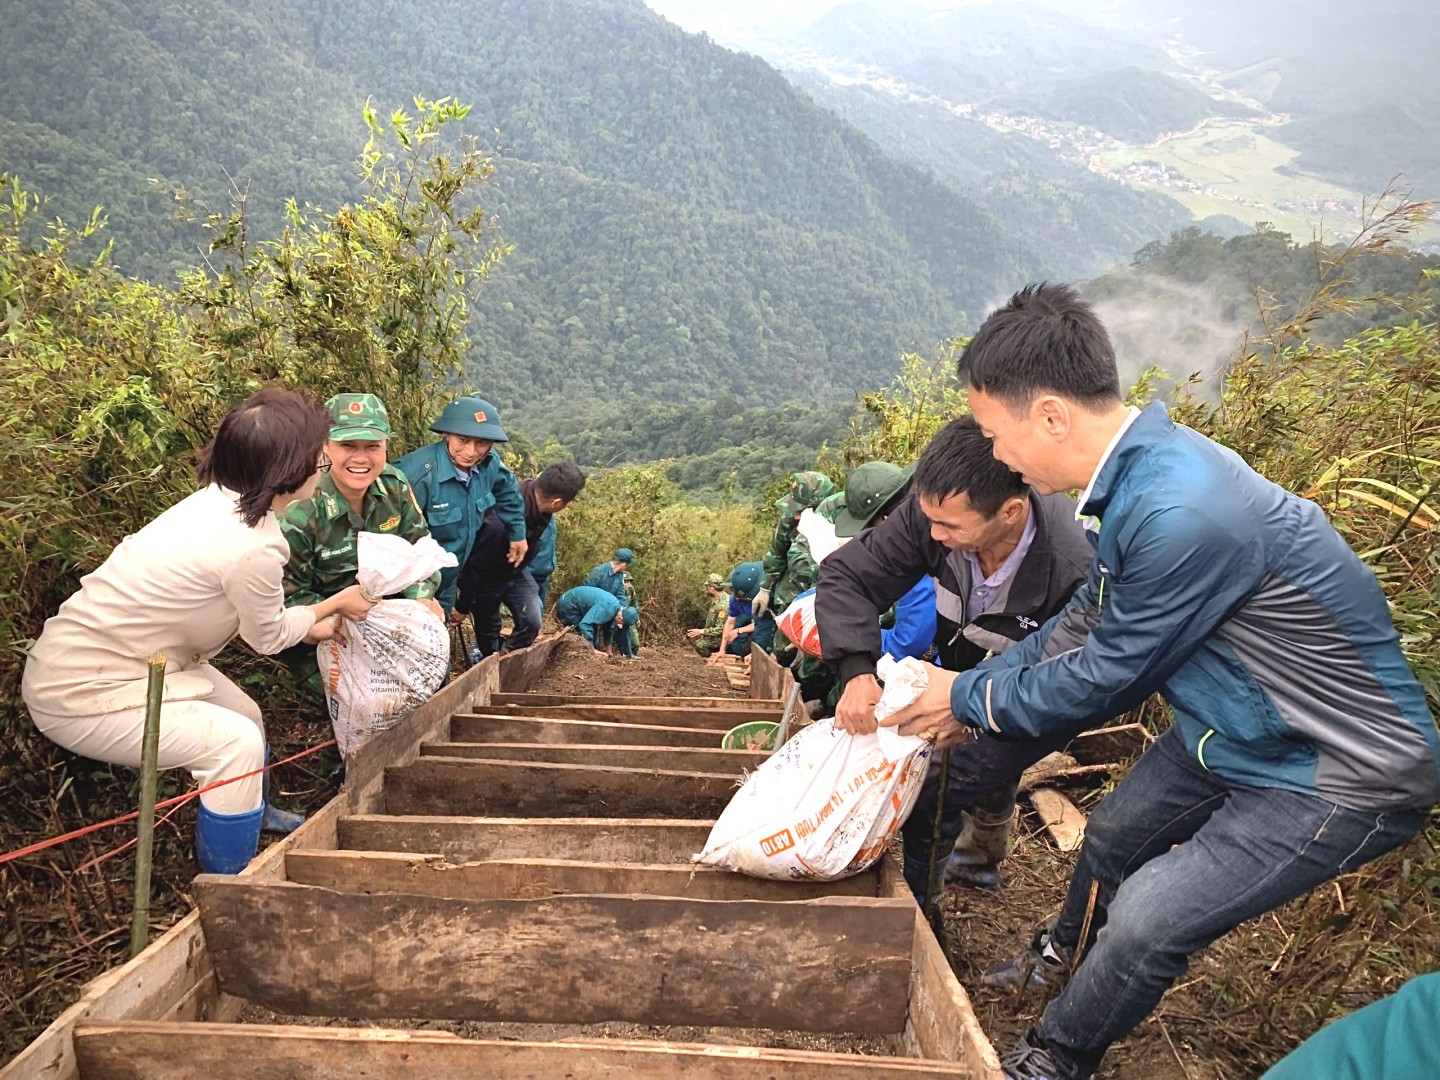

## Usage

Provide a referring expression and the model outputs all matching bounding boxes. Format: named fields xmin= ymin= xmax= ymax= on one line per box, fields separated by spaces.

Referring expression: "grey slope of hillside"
xmin=1107 ymin=0 xmax=1440 ymax=194
xmin=790 ymin=0 xmax=1169 ymax=84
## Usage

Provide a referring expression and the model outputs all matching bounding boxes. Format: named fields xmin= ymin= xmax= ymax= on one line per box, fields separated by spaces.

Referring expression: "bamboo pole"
xmin=130 ymin=653 xmax=165 ymax=958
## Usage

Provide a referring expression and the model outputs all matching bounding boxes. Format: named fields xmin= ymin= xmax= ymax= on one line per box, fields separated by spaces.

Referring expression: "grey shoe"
xmin=1001 ymin=1033 xmax=1081 ymax=1080
xmin=981 ymin=927 xmax=1070 ymax=991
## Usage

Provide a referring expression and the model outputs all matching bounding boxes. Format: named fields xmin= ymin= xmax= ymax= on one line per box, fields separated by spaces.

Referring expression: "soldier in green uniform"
xmin=686 ymin=573 xmax=730 ymax=657
xmin=753 ymin=471 xmax=837 ymax=621
xmin=279 ymin=393 xmax=442 ymax=695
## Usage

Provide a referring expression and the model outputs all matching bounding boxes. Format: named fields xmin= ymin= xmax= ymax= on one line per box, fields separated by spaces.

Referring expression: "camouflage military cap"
xmin=325 ymin=393 xmax=392 ymax=442
xmin=778 ymin=470 xmax=838 ymax=518
xmin=815 ymin=490 xmax=847 ymax=524
xmin=704 ymin=573 xmax=728 ymax=590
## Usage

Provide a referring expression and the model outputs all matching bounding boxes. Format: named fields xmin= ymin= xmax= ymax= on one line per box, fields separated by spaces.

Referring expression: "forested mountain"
xmin=1082 ymin=224 xmax=1440 ymax=390
xmin=0 ymin=0 xmax=1047 ymax=428
xmin=790 ymin=74 xmax=1194 ymax=277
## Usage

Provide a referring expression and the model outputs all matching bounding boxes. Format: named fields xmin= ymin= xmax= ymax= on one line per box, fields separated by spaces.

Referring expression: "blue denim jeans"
xmin=1037 ymin=727 xmax=1426 ymax=1078
xmin=472 ymin=569 xmax=543 ymax=655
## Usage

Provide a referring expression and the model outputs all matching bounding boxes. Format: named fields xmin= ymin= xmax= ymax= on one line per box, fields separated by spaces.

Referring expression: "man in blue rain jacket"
xmin=884 ymin=283 xmax=1440 ymax=1080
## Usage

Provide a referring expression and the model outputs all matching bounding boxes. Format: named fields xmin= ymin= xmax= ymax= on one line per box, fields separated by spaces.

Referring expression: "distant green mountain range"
xmin=0 ymin=0 xmax=1063 ymax=428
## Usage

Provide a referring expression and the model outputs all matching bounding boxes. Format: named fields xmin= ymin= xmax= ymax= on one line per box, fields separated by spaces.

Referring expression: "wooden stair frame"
xmin=9 ymin=636 xmax=1002 ymax=1080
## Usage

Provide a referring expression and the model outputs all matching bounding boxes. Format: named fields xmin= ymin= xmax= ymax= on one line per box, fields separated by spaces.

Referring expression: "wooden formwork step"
xmin=451 ymin=713 xmax=734 ymax=746
xmin=419 ymin=741 xmax=767 ymax=771
xmin=192 ymin=877 xmax=915 ymax=1033
xmin=74 ymin=1023 xmax=978 ymax=1078
xmin=337 ymin=815 xmax=717 ymax=863
xmin=482 ymin=703 xmax=770 ymax=728
xmin=284 ymin=850 xmax=879 ymax=901
xmin=385 ymin=757 xmax=742 ymax=818
xmin=490 ymin=692 xmax=780 ymax=710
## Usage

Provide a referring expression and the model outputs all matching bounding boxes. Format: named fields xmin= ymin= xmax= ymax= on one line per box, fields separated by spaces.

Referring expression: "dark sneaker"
xmin=1001 ymin=1032 xmax=1081 ymax=1080
xmin=981 ymin=928 xmax=1069 ymax=991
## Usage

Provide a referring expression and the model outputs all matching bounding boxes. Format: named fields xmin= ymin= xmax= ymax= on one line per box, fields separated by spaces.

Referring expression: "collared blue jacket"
xmin=950 ymin=403 xmax=1440 ymax=812
xmin=583 ymin=560 xmax=629 ymax=604
xmin=394 ymin=440 xmax=525 ymax=613
xmin=555 ymin=585 xmax=623 ymax=649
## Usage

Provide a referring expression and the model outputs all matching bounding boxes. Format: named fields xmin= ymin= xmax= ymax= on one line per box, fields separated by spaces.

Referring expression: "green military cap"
xmin=325 ymin=393 xmax=392 ymax=441
xmin=833 ymin=461 xmax=917 ymax=538
xmin=431 ymin=395 xmax=509 ymax=441
xmin=704 ymin=573 xmax=728 ymax=590
xmin=778 ymin=470 xmax=838 ymax=519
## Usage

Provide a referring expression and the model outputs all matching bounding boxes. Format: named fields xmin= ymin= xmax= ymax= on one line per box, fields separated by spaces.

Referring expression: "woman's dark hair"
xmin=196 ymin=388 xmax=330 ymax=527
xmin=535 ymin=461 xmax=587 ymax=502
xmin=913 ymin=415 xmax=1028 ymax=517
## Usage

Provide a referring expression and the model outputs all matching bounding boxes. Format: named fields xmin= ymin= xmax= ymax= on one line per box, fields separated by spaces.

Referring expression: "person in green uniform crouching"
xmin=687 ymin=573 xmax=730 ymax=657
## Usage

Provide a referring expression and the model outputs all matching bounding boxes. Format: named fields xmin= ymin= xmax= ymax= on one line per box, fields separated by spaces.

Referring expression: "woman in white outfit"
xmin=22 ymin=387 xmax=377 ymax=873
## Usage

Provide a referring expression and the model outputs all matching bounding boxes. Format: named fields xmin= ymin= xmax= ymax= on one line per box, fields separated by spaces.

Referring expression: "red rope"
xmin=0 ymin=739 xmax=336 ymax=867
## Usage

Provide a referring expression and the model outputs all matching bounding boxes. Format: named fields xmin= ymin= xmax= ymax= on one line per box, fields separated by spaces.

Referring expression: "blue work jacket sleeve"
xmin=950 ymin=504 xmax=1260 ymax=739
xmin=492 ymin=461 xmax=526 ymax=542
xmin=530 ymin=519 xmax=557 ymax=578
xmin=880 ymin=576 xmax=938 ymax=661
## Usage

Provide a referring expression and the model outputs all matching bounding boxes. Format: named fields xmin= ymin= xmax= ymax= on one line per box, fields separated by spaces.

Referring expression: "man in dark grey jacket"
xmin=818 ymin=415 xmax=1092 ymax=895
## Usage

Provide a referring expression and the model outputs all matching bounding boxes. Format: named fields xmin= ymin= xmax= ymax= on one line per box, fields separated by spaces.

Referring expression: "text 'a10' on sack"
xmin=319 ymin=532 xmax=457 ymax=756
xmin=694 ymin=655 xmax=933 ymax=880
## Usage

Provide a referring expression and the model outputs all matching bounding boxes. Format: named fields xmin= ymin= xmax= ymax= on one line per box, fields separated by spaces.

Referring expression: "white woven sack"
xmin=318 ymin=532 xmax=456 ymax=755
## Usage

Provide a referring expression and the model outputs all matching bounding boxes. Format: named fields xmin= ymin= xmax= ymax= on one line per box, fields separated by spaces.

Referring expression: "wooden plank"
xmin=899 ymin=912 xmax=1004 ymax=1078
xmin=74 ymin=1023 xmax=975 ymax=1079
xmin=1029 ymin=787 xmax=1087 ymax=852
xmin=336 ymin=815 xmax=715 ymax=863
xmin=490 ymin=692 xmax=779 ymax=709
xmin=384 ymin=757 xmax=741 ymax=818
xmin=0 ymin=910 xmax=217 ymax=1080
xmin=496 ymin=632 xmax=565 ymax=692
xmin=420 ymin=741 xmax=768 ymax=771
xmin=748 ymin=646 xmax=787 ymax=700
xmin=1015 ymin=752 xmax=1112 ymax=794
xmin=285 ymin=850 xmax=879 ymax=901
xmin=345 ymin=651 xmax=500 ymax=815
xmin=193 ymin=879 xmax=916 ymax=1032
xmin=485 ymin=703 xmax=765 ymax=729
xmin=450 ymin=713 xmax=731 ymax=747
xmin=0 ymin=797 xmax=347 ymax=1079
xmin=1064 ymin=723 xmax=1150 ymax=766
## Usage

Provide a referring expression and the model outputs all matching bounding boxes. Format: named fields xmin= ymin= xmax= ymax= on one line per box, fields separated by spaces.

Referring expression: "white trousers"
xmin=29 ymin=666 xmax=265 ymax=814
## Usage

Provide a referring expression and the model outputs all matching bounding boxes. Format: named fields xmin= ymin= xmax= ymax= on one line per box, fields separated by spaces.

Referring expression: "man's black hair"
xmin=535 ymin=461 xmax=586 ymax=501
xmin=958 ymin=282 xmax=1122 ymax=412
xmin=912 ymin=415 xmax=1028 ymax=517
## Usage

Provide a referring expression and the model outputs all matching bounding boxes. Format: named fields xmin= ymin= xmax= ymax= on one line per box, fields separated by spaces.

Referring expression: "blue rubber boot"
xmin=260 ymin=743 xmax=306 ymax=835
xmin=195 ymin=803 xmax=263 ymax=874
